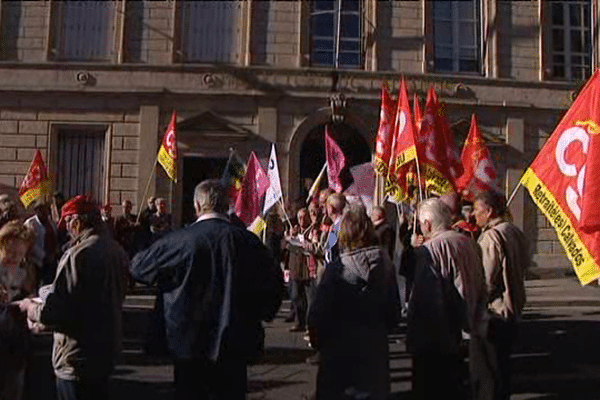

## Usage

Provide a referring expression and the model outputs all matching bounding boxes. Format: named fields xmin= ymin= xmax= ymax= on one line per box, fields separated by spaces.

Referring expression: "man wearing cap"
xmin=131 ymin=180 xmax=284 ymax=400
xmin=19 ymin=195 xmax=128 ymax=400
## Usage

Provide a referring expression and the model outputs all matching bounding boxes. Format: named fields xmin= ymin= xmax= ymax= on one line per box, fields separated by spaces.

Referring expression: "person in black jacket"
xmin=131 ymin=179 xmax=284 ymax=400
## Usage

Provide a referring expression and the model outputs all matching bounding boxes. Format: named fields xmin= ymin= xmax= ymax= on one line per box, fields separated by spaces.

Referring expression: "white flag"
xmin=263 ymin=144 xmax=282 ymax=214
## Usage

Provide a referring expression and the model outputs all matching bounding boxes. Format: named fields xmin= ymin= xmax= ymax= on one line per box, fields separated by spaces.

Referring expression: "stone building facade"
xmin=0 ymin=0 xmax=596 ymax=276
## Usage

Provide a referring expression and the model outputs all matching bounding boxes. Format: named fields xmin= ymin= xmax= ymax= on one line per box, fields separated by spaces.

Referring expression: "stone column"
xmin=137 ymin=105 xmax=159 ymax=214
xmin=506 ymin=117 xmax=525 ymax=231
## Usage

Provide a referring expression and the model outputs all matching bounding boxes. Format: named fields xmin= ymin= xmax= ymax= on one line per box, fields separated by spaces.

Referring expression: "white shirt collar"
xmin=196 ymin=212 xmax=229 ymax=223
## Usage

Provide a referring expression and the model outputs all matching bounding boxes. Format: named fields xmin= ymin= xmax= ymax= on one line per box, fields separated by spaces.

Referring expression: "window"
xmin=52 ymin=1 xmax=115 ymax=61
xmin=548 ymin=1 xmax=591 ymax=81
xmin=56 ymin=129 xmax=106 ymax=203
xmin=310 ymin=0 xmax=362 ymax=69
xmin=180 ymin=1 xmax=240 ymax=63
xmin=432 ymin=0 xmax=481 ymax=73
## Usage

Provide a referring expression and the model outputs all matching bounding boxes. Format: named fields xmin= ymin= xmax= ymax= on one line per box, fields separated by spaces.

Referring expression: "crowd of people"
xmin=0 ymin=179 xmax=530 ymax=400
xmin=277 ymin=187 xmax=530 ymax=400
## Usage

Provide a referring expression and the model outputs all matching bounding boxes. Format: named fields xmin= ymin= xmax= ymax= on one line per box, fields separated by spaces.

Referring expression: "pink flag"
xmin=325 ymin=125 xmax=347 ymax=193
xmin=234 ymin=151 xmax=270 ymax=226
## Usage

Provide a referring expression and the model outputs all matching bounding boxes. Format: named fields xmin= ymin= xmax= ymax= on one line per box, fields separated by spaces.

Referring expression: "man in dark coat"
xmin=131 ymin=179 xmax=284 ymax=400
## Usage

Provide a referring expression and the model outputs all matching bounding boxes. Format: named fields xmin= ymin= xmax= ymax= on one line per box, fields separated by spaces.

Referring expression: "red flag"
xmin=413 ymin=93 xmax=423 ymax=133
xmin=386 ymin=77 xmax=418 ymax=202
xmin=415 ymin=87 xmax=462 ymax=195
xmin=456 ymin=114 xmax=499 ymax=200
xmin=19 ymin=150 xmax=51 ymax=208
xmin=234 ymin=152 xmax=270 ymax=226
xmin=157 ymin=111 xmax=178 ymax=182
xmin=325 ymin=125 xmax=347 ymax=193
xmin=521 ymin=70 xmax=600 ymax=284
xmin=374 ymin=83 xmax=397 ymax=177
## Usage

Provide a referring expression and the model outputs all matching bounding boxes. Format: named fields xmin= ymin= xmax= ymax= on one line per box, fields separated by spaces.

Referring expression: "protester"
xmin=0 ymin=221 xmax=35 ymax=400
xmin=24 ymin=200 xmax=58 ymax=287
xmin=149 ymin=198 xmax=172 ymax=242
xmin=0 ymin=221 xmax=36 ymax=303
xmin=20 ymin=195 xmax=128 ymax=400
xmin=130 ymin=179 xmax=283 ymax=400
xmin=0 ymin=194 xmax=18 ymax=229
xmin=406 ymin=198 xmax=488 ymax=400
xmin=101 ymin=203 xmax=116 ymax=237
xmin=371 ymin=205 xmax=395 ymax=260
xmin=323 ymin=193 xmax=346 ymax=264
xmin=115 ymin=200 xmax=138 ymax=259
xmin=472 ymin=191 xmax=530 ymax=400
xmin=308 ymin=203 xmax=398 ymax=400
xmin=285 ymin=207 xmax=311 ymax=332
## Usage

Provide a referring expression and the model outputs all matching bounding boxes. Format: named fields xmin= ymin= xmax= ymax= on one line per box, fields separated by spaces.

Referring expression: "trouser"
xmin=469 ymin=318 xmax=516 ymax=400
xmin=290 ymin=280 xmax=308 ymax=328
xmin=306 ymin=278 xmax=318 ymax=324
xmin=174 ymin=356 xmax=247 ymax=400
xmin=412 ymin=352 xmax=462 ymax=400
xmin=55 ymin=374 xmax=110 ymax=400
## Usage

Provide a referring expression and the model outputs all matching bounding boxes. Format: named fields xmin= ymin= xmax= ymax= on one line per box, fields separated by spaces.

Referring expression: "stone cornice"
xmin=0 ymin=63 xmax=582 ymax=110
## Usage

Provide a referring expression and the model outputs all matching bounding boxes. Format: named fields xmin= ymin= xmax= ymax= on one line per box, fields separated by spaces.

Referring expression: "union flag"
xmin=373 ymin=82 xmax=397 ymax=177
xmin=386 ymin=77 xmax=418 ymax=202
xmin=413 ymin=93 xmax=423 ymax=132
xmin=157 ymin=111 xmax=178 ymax=182
xmin=19 ymin=150 xmax=51 ymax=208
xmin=234 ymin=151 xmax=270 ymax=226
xmin=520 ymin=70 xmax=600 ymax=284
xmin=414 ymin=87 xmax=463 ymax=195
xmin=456 ymin=114 xmax=499 ymax=200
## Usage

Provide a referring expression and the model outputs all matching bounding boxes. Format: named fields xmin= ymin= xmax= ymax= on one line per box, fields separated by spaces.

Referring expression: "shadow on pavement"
xmin=512 ymin=319 xmax=600 ymax=399
xmin=253 ymin=346 xmax=316 ymax=365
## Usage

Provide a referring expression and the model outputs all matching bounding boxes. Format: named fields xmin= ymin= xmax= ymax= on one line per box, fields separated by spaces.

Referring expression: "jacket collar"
xmin=196 ymin=212 xmax=229 ymax=223
xmin=482 ymin=217 xmax=505 ymax=232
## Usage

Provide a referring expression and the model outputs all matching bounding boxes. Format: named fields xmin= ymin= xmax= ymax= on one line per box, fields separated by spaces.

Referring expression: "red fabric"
xmin=374 ymin=83 xmax=397 ymax=176
xmin=387 ymin=77 xmax=418 ymax=201
xmin=413 ymin=93 xmax=423 ymax=132
xmin=161 ymin=111 xmax=178 ymax=160
xmin=61 ymin=195 xmax=97 ymax=218
xmin=325 ymin=125 xmax=347 ymax=193
xmin=19 ymin=150 xmax=50 ymax=196
xmin=456 ymin=114 xmax=499 ymax=200
xmin=415 ymin=87 xmax=463 ymax=194
xmin=234 ymin=152 xmax=270 ymax=226
xmin=520 ymin=70 xmax=600 ymax=283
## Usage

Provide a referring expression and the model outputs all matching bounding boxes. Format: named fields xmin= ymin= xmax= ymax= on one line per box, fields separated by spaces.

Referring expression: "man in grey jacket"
xmin=406 ymin=198 xmax=488 ymax=400
xmin=20 ymin=195 xmax=127 ymax=400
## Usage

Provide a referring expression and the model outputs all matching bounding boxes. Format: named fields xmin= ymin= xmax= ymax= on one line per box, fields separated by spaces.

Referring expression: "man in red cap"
xmin=20 ymin=195 xmax=128 ymax=400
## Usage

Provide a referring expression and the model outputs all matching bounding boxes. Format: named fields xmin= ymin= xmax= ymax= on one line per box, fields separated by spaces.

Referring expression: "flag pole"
xmin=306 ymin=162 xmax=327 ymax=204
xmin=506 ymin=181 xmax=522 ymax=208
xmin=414 ymin=158 xmax=423 ymax=203
xmin=136 ymin=158 xmax=158 ymax=224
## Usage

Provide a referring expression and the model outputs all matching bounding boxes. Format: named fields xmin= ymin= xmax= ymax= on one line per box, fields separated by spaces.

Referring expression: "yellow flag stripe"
xmin=20 ymin=181 xmax=51 ymax=208
xmin=521 ymin=168 xmax=600 ymax=285
xmin=158 ymin=146 xmax=177 ymax=182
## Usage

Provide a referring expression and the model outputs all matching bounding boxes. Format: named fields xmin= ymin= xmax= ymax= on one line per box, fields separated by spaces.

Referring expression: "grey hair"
xmin=418 ymin=198 xmax=452 ymax=233
xmin=194 ymin=179 xmax=228 ymax=215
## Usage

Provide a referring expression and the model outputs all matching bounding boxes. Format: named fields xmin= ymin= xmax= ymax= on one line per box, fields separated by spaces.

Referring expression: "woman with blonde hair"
xmin=0 ymin=220 xmax=35 ymax=400
xmin=308 ymin=204 xmax=399 ymax=400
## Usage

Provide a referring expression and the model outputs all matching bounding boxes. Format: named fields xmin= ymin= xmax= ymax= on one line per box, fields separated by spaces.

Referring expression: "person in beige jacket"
xmin=472 ymin=191 xmax=530 ymax=400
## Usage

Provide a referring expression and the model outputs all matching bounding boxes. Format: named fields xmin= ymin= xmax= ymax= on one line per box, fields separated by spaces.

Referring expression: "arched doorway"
xmin=299 ymin=122 xmax=371 ymax=200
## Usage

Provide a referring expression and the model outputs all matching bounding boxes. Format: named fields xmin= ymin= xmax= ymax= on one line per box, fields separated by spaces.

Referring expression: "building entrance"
xmin=299 ymin=122 xmax=371 ymax=200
